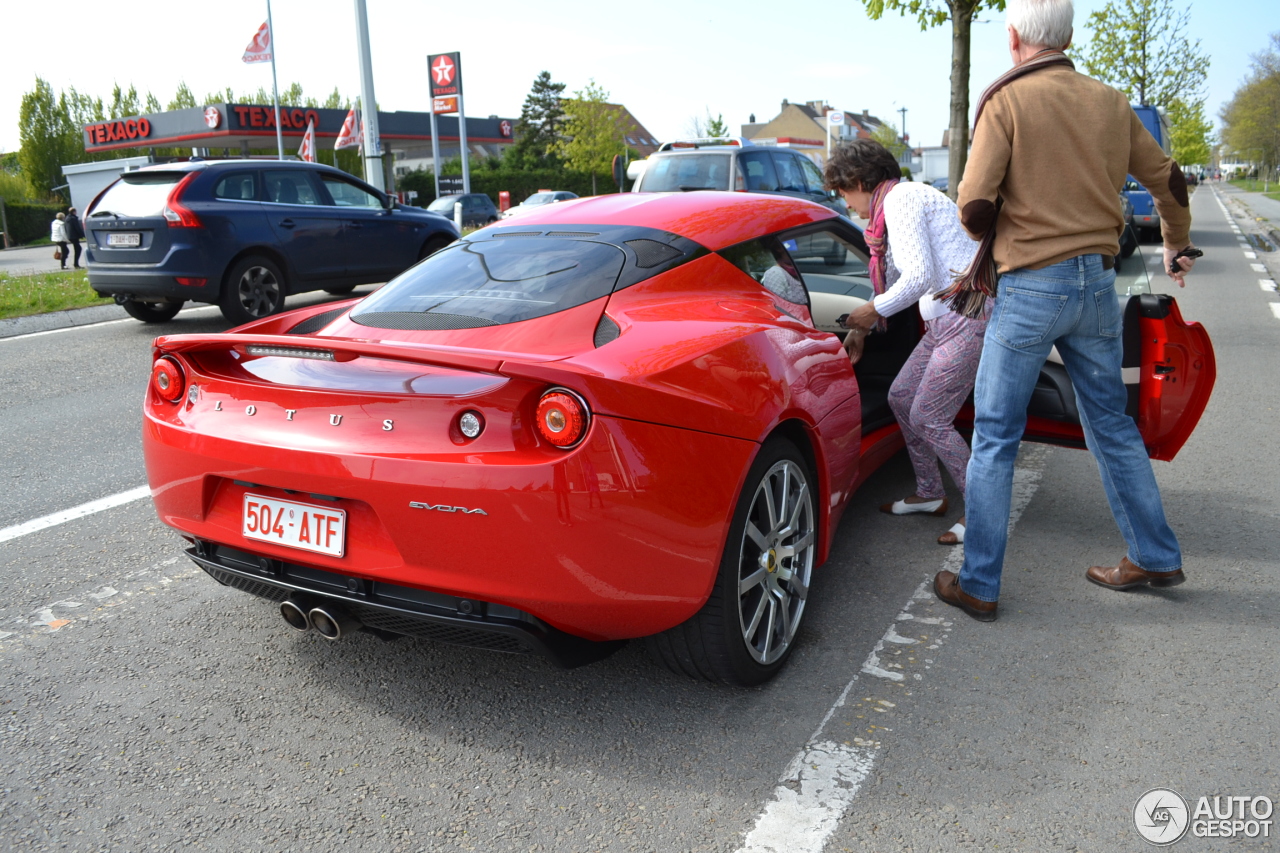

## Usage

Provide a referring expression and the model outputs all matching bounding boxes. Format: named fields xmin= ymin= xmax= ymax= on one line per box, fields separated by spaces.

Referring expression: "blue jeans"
xmin=958 ymin=255 xmax=1181 ymax=602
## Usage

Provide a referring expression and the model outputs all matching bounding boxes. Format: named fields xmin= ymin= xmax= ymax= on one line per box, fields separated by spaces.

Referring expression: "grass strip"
xmin=0 ymin=268 xmax=109 ymax=320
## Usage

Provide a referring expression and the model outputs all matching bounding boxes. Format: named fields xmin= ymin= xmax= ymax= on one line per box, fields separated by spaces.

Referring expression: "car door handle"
xmin=278 ymin=219 xmax=295 ymax=229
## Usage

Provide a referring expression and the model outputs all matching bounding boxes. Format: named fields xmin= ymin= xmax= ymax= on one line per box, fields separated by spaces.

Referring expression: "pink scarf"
xmin=863 ymin=178 xmax=899 ymax=330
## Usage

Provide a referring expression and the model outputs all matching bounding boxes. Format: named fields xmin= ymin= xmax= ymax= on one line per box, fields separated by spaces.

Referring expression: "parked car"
xmin=501 ymin=190 xmax=579 ymax=219
xmin=929 ymin=177 xmax=949 ymax=192
xmin=629 ymin=138 xmax=848 ymax=216
xmin=1115 ymin=192 xmax=1139 ymax=271
xmin=427 ymin=193 xmax=500 ymax=227
xmin=141 ymin=192 xmax=1215 ymax=685
xmin=84 ymin=160 xmax=459 ymax=325
xmin=1123 ymin=104 xmax=1171 ymax=241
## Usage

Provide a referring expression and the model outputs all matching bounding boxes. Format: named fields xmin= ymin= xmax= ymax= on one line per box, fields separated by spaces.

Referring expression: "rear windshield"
xmin=524 ymin=193 xmax=555 ymax=205
xmin=350 ymin=237 xmax=626 ymax=327
xmin=639 ymin=153 xmax=731 ymax=192
xmin=90 ymin=172 xmax=182 ymax=217
xmin=427 ymin=197 xmax=462 ymax=213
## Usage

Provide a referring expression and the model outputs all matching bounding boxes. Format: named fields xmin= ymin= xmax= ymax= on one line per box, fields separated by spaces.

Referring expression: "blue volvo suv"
xmin=85 ymin=160 xmax=459 ymax=324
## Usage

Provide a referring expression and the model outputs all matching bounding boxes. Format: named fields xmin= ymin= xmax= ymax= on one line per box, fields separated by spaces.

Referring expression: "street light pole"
xmin=353 ymin=0 xmax=385 ymax=191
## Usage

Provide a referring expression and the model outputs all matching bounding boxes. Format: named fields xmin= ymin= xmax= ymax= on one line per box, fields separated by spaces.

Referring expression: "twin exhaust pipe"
xmin=280 ymin=597 xmax=360 ymax=640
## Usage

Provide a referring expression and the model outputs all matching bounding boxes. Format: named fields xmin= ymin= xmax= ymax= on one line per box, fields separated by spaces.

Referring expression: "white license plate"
xmin=242 ymin=494 xmax=346 ymax=557
xmin=106 ymin=232 xmax=141 ymax=247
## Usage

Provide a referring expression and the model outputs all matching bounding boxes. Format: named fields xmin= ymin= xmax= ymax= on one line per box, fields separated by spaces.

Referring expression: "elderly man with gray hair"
xmin=932 ymin=0 xmax=1198 ymax=621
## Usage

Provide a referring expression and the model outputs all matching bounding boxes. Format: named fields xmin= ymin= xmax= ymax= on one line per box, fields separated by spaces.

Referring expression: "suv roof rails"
xmin=656 ymin=137 xmax=754 ymax=152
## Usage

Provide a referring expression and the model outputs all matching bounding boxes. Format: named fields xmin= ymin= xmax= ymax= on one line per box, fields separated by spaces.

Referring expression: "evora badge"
xmin=409 ymin=501 xmax=487 ymax=516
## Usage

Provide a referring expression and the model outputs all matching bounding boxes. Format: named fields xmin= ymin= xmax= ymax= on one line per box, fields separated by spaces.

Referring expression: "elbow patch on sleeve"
xmin=1169 ymin=168 xmax=1189 ymax=207
xmin=961 ymin=199 xmax=997 ymax=234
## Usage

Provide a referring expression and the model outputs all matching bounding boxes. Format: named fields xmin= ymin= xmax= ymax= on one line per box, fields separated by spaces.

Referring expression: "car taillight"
xmin=151 ymin=357 xmax=185 ymax=402
xmin=535 ymin=389 xmax=590 ymax=448
xmin=163 ymin=172 xmax=202 ymax=228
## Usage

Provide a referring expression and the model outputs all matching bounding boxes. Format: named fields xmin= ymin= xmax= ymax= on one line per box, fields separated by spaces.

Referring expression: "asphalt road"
xmin=1 ymin=186 xmax=1276 ymax=852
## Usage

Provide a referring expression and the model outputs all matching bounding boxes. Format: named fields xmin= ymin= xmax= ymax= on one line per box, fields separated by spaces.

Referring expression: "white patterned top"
xmin=874 ymin=181 xmax=979 ymax=322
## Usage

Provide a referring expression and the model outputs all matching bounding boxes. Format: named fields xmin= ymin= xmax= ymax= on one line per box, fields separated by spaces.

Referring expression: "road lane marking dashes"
xmin=1271 ymin=304 xmax=1280 ymax=321
xmin=0 ymin=486 xmax=151 ymax=544
xmin=737 ymin=449 xmax=1048 ymax=853
xmin=1261 ymin=280 xmax=1277 ymax=292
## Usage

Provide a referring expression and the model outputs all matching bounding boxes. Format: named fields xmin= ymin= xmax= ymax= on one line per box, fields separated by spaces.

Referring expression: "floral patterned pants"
xmin=887 ymin=309 xmax=990 ymax=501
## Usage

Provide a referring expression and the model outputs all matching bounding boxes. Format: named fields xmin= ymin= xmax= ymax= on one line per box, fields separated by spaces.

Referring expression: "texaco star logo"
xmin=432 ymin=55 xmax=455 ymax=86
xmin=499 ymin=120 xmax=512 ymax=137
xmin=204 ymin=106 xmax=221 ymax=129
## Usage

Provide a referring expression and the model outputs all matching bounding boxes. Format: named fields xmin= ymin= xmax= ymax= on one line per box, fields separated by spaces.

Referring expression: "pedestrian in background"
xmin=825 ymin=139 xmax=984 ymax=546
xmin=50 ymin=212 xmax=69 ymax=270
xmin=64 ymin=207 xmax=84 ymax=269
xmin=933 ymin=0 xmax=1198 ymax=622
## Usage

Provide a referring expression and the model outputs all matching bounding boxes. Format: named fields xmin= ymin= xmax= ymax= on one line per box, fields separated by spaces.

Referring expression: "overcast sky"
xmin=1 ymin=0 xmax=1272 ymax=157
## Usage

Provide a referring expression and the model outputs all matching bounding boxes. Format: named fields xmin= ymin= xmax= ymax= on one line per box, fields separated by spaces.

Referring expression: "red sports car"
xmin=142 ymin=192 xmax=1215 ymax=685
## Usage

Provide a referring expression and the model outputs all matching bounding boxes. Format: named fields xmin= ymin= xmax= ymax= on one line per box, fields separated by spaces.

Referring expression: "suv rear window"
xmin=640 ymin=153 xmax=731 ymax=191
xmin=90 ymin=172 xmax=183 ymax=218
xmin=350 ymin=237 xmax=625 ymax=329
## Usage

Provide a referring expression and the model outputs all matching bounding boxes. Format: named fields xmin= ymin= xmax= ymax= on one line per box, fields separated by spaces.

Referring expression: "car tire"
xmin=324 ymin=285 xmax=357 ymax=295
xmin=220 ymin=256 xmax=285 ymax=325
xmin=120 ymin=299 xmax=183 ymax=323
xmin=645 ymin=437 xmax=816 ymax=685
xmin=418 ymin=234 xmax=454 ymax=261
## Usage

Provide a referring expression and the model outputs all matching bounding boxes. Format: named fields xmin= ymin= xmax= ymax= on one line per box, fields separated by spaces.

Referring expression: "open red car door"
xmin=1020 ymin=293 xmax=1215 ymax=461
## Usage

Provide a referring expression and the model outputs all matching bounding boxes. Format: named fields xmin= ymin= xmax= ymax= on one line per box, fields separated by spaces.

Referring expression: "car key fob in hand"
xmin=1169 ymin=246 xmax=1203 ymax=274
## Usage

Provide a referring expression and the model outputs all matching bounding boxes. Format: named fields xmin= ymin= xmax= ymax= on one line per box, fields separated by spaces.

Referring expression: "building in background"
xmin=741 ymin=100 xmax=905 ymax=166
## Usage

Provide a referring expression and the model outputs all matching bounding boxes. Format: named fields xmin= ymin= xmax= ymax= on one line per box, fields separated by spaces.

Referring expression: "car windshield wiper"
xmin=678 ymin=186 xmax=715 ymax=192
xmin=89 ymin=211 xmax=118 ymax=218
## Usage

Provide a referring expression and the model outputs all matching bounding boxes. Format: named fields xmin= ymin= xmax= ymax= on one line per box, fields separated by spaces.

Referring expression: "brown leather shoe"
xmin=933 ymin=570 xmax=997 ymax=622
xmin=1086 ymin=557 xmax=1185 ymax=591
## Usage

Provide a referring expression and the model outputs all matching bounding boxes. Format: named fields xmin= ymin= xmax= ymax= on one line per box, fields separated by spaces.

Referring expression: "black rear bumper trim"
xmin=185 ymin=543 xmax=622 ymax=668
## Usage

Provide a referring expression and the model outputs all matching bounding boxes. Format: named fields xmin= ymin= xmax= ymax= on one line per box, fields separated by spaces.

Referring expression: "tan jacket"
xmin=957 ymin=65 xmax=1191 ymax=273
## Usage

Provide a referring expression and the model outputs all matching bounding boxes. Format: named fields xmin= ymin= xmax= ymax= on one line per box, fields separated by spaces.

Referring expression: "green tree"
xmin=1077 ymin=0 xmax=1210 ymax=107
xmin=684 ymin=108 xmax=729 ymax=138
xmin=507 ymin=71 xmax=566 ymax=169
xmin=1220 ymin=32 xmax=1280 ymax=178
xmin=1167 ymin=98 xmax=1212 ymax=166
xmin=168 ymin=82 xmax=198 ymax=110
xmin=556 ymin=80 xmax=624 ymax=194
xmin=871 ymin=121 xmax=909 ymax=160
xmin=107 ymin=84 xmax=141 ymax=119
xmin=17 ymin=77 xmax=81 ymax=200
xmin=862 ymin=0 xmax=1006 ymax=198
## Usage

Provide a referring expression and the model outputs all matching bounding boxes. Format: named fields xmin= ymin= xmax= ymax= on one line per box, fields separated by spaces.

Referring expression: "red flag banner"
xmin=242 ymin=22 xmax=272 ymax=64
xmin=298 ymin=120 xmax=316 ymax=162
xmin=334 ymin=107 xmax=363 ymax=150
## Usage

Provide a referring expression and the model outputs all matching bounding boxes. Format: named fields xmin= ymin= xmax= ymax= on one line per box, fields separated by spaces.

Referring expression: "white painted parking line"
xmin=1261 ymin=280 xmax=1277 ymax=292
xmin=1253 ymin=263 xmax=1269 ymax=273
xmin=1272 ymin=304 xmax=1280 ymax=321
xmin=0 ymin=486 xmax=151 ymax=545
xmin=737 ymin=453 xmax=1047 ymax=853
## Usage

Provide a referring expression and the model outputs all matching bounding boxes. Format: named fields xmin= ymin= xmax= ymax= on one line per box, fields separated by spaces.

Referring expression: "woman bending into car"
xmin=825 ymin=139 xmax=983 ymax=545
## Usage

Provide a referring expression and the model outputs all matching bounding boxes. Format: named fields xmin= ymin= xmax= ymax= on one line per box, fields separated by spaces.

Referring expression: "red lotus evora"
xmin=142 ymin=191 xmax=1214 ymax=684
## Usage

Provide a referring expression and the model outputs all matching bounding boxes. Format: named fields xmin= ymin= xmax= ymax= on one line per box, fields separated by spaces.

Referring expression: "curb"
xmin=0 ymin=303 xmax=129 ymax=339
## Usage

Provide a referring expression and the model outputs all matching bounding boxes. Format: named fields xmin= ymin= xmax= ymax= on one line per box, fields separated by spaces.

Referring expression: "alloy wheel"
xmin=736 ymin=458 xmax=815 ymax=665
xmin=235 ymin=265 xmax=282 ymax=318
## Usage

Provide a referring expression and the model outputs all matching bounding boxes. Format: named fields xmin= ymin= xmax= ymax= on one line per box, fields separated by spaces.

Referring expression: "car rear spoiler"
xmin=152 ymin=333 xmax=568 ymax=374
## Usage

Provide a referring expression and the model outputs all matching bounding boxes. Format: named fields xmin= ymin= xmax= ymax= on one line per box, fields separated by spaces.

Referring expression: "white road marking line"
xmin=1261 ymin=280 xmax=1278 ymax=292
xmin=1245 ymin=251 xmax=1257 ymax=259
xmin=0 ymin=304 xmax=221 ymax=344
xmin=0 ymin=486 xmax=151 ymax=545
xmin=737 ymin=453 xmax=1047 ymax=853
xmin=1271 ymin=304 xmax=1280 ymax=321
xmin=1253 ymin=263 xmax=1269 ymax=273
